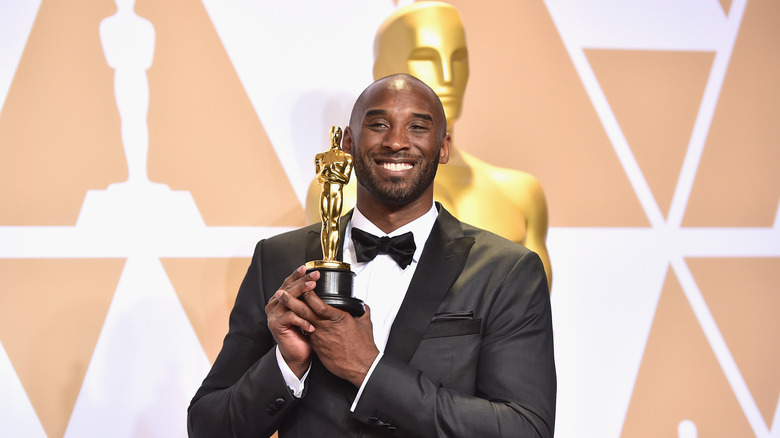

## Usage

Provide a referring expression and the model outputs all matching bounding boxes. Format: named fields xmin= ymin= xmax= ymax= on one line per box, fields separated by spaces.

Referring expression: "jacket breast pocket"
xmin=411 ymin=316 xmax=483 ymax=394
xmin=423 ymin=317 xmax=482 ymax=339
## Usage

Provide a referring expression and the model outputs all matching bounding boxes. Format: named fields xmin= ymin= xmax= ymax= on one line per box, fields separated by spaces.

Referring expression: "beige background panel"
xmin=683 ymin=0 xmax=780 ymax=227
xmin=436 ymin=0 xmax=648 ymax=226
xmin=585 ymin=50 xmax=715 ymax=218
xmin=0 ymin=1 xmax=776 ymax=436
xmin=0 ymin=258 xmax=125 ymax=438
xmin=0 ymin=0 xmax=126 ymax=226
xmin=719 ymin=0 xmax=734 ymax=16
xmin=687 ymin=257 xmax=780 ymax=425
xmin=621 ymin=267 xmax=753 ymax=437
xmin=161 ymin=257 xmax=248 ymax=363
xmin=137 ymin=0 xmax=304 ymax=227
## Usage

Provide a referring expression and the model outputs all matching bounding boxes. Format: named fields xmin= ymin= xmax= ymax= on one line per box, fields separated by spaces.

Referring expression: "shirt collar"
xmin=347 ymin=203 xmax=438 ymax=264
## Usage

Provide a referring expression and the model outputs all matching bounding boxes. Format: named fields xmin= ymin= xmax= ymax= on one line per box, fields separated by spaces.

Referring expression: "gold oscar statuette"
xmin=305 ymin=126 xmax=364 ymax=316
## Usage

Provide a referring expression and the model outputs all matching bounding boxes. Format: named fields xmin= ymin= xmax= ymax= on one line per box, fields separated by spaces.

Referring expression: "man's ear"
xmin=438 ymin=132 xmax=451 ymax=164
xmin=342 ymin=126 xmax=354 ymax=154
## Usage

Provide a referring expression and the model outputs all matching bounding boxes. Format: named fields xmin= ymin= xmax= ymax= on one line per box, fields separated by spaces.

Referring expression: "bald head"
xmin=349 ymin=74 xmax=448 ymax=141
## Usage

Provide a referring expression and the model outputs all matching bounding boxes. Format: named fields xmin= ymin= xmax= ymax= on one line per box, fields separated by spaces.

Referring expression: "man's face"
xmin=345 ymin=78 xmax=450 ymax=207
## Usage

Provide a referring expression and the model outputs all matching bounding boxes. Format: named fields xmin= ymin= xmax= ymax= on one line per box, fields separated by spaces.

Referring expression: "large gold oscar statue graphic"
xmin=305 ymin=126 xmax=364 ymax=316
xmin=305 ymin=2 xmax=553 ymax=288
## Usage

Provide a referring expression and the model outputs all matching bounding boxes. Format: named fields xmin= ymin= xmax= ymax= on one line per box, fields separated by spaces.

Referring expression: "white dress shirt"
xmin=277 ymin=203 xmax=439 ymax=403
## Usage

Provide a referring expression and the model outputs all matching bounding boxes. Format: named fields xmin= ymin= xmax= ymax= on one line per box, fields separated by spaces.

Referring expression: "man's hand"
xmin=276 ymin=286 xmax=379 ymax=387
xmin=266 ymin=266 xmax=319 ymax=378
xmin=305 ymin=293 xmax=379 ymax=388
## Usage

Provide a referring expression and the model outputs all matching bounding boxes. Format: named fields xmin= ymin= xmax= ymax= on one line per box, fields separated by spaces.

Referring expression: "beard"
xmin=353 ymin=150 xmax=440 ymax=207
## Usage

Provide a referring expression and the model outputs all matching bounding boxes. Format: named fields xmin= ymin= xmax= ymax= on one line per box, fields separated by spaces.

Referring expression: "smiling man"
xmin=348 ymin=75 xmax=448 ymax=217
xmin=188 ymin=74 xmax=556 ymax=438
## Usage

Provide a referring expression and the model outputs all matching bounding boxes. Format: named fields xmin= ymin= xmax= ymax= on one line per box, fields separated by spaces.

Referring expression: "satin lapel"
xmin=305 ymin=210 xmax=353 ymax=262
xmin=384 ymin=208 xmax=475 ymax=364
xmin=305 ymin=229 xmax=321 ymax=262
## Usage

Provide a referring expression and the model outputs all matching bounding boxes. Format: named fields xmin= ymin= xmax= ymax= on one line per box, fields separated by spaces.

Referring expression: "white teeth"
xmin=382 ymin=162 xmax=412 ymax=171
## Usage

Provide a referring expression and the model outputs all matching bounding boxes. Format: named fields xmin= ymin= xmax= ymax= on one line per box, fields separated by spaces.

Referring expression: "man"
xmin=188 ymin=74 xmax=556 ymax=437
xmin=306 ymin=2 xmax=553 ymax=289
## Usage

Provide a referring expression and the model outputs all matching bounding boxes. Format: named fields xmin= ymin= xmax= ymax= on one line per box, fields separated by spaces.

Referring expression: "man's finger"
xmin=302 ymin=289 xmax=347 ymax=320
xmin=279 ymin=265 xmax=307 ymax=290
xmin=359 ymin=303 xmax=371 ymax=320
xmin=354 ymin=304 xmax=374 ymax=330
xmin=276 ymin=289 xmax=318 ymax=324
xmin=283 ymin=270 xmax=321 ymax=299
xmin=280 ymin=266 xmax=321 ymax=292
xmin=275 ymin=308 xmax=315 ymax=334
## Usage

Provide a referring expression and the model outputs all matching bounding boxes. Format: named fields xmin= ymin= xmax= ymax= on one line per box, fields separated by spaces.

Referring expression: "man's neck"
xmin=355 ymin=196 xmax=434 ymax=234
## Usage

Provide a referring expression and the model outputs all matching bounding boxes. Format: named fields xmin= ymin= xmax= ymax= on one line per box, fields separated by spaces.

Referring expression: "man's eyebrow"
xmin=364 ymin=109 xmax=387 ymax=118
xmin=363 ymin=109 xmax=434 ymax=122
xmin=412 ymin=112 xmax=434 ymax=122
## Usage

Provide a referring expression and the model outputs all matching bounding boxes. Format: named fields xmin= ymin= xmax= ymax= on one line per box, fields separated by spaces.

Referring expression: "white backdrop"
xmin=1 ymin=0 xmax=778 ymax=437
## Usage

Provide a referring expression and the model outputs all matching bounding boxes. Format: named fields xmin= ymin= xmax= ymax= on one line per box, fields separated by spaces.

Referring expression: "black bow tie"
xmin=351 ymin=228 xmax=416 ymax=269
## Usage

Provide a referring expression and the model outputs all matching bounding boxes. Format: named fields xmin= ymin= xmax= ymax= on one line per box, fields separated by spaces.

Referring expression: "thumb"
xmin=357 ymin=303 xmax=372 ymax=324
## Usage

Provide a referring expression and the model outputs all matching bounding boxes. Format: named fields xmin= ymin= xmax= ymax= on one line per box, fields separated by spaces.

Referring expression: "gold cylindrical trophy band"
xmin=305 ymin=260 xmax=352 ymax=271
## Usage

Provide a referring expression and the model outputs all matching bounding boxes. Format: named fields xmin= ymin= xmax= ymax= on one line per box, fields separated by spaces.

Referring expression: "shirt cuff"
xmin=349 ymin=352 xmax=383 ymax=412
xmin=275 ymin=345 xmax=310 ymax=398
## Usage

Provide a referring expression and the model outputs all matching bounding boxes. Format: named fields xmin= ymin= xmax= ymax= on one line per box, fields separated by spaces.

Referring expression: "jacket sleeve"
xmin=187 ymin=240 xmax=301 ymax=438
xmin=350 ymin=250 xmax=556 ymax=437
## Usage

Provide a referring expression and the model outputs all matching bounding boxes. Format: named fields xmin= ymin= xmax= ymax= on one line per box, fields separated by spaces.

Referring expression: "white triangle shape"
xmin=0 ymin=1 xmax=42 ymax=111
xmin=0 ymin=340 xmax=47 ymax=438
xmin=66 ymin=256 xmax=210 ymax=438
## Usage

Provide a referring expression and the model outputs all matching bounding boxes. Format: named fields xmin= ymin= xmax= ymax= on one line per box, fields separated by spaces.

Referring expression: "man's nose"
xmin=384 ymin=126 xmax=411 ymax=151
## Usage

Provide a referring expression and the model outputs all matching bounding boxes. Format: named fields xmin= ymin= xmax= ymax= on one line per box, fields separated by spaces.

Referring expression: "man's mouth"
xmin=380 ymin=162 xmax=413 ymax=172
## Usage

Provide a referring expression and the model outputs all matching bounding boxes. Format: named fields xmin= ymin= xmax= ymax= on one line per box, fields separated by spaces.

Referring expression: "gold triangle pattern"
xmin=136 ymin=0 xmax=304 ymax=227
xmin=687 ymin=257 xmax=780 ymax=426
xmin=683 ymin=0 xmax=780 ymax=227
xmin=621 ymin=267 xmax=754 ymax=436
xmin=585 ymin=49 xmax=714 ymax=219
xmin=424 ymin=0 xmax=649 ymax=226
xmin=0 ymin=258 xmax=125 ymax=438
xmin=0 ymin=0 xmax=126 ymax=225
xmin=161 ymin=257 xmax=248 ymax=363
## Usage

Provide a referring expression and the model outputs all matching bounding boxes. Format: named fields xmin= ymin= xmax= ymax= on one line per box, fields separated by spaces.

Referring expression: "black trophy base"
xmin=305 ymin=261 xmax=364 ymax=317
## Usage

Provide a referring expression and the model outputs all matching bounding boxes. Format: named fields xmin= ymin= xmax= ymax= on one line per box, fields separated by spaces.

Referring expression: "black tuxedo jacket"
xmin=188 ymin=206 xmax=556 ymax=437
